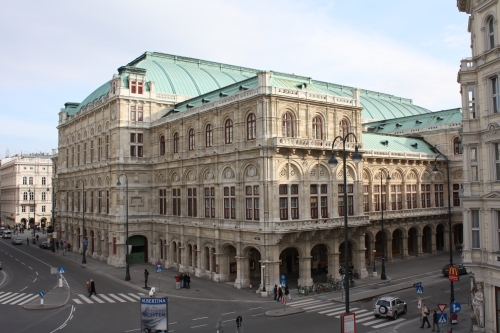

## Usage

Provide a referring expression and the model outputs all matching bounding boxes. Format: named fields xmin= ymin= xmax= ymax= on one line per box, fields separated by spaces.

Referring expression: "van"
xmin=2 ymin=231 xmax=12 ymax=239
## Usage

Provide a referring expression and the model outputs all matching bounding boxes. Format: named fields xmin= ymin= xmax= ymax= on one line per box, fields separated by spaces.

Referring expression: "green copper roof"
xmin=362 ymin=132 xmax=436 ymax=154
xmin=363 ymin=108 xmax=462 ymax=134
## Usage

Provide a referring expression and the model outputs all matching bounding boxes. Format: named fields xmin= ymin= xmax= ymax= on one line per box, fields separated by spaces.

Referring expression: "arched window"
xmin=22 ymin=177 xmax=27 ymax=185
xmin=247 ymin=113 xmax=256 ymax=140
xmin=29 ymin=191 xmax=34 ymax=200
xmin=225 ymin=119 xmax=233 ymax=144
xmin=282 ymin=112 xmax=294 ymax=137
xmin=454 ymin=137 xmax=463 ymax=155
xmin=173 ymin=132 xmax=179 ymax=153
xmin=42 ymin=177 xmax=46 ymax=185
xmin=339 ymin=118 xmax=350 ymax=141
xmin=42 ymin=192 xmax=46 ymax=201
xmin=489 ymin=17 xmax=495 ymax=50
xmin=188 ymin=128 xmax=195 ymax=151
xmin=23 ymin=192 xmax=28 ymax=200
xmin=312 ymin=116 xmax=323 ymax=140
xmin=206 ymin=124 xmax=213 ymax=147
xmin=159 ymin=136 xmax=166 ymax=156
xmin=29 ymin=177 xmax=33 ymax=185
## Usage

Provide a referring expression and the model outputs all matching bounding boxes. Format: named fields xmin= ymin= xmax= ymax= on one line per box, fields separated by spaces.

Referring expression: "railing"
xmin=367 ymin=206 xmax=449 ymax=220
xmin=460 ymin=58 xmax=475 ymax=71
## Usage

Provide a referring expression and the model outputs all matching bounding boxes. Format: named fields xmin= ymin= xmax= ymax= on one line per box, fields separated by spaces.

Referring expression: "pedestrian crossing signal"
xmin=437 ymin=313 xmax=448 ymax=324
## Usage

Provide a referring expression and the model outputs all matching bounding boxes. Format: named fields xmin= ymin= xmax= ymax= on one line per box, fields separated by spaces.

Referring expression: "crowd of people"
xmin=174 ymin=273 xmax=191 ymax=289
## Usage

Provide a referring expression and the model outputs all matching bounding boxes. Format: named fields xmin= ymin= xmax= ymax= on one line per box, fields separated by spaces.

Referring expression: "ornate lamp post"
xmin=328 ymin=133 xmax=363 ymax=315
xmin=117 ymin=174 xmax=130 ymax=281
xmin=75 ymin=180 xmax=86 ymax=264
xmin=379 ymin=168 xmax=391 ymax=280
xmin=432 ymin=154 xmax=454 ymax=305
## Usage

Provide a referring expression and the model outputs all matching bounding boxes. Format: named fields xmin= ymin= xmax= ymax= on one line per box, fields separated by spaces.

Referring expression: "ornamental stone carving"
xmin=188 ymin=172 xmax=196 ymax=181
xmin=173 ymin=173 xmax=180 ymax=182
xmin=421 ymin=172 xmax=430 ymax=180
xmin=247 ymin=166 xmax=256 ymax=177
xmin=224 ymin=168 xmax=234 ymax=179
xmin=280 ymin=168 xmax=287 ymax=178
xmin=206 ymin=171 xmax=214 ymax=180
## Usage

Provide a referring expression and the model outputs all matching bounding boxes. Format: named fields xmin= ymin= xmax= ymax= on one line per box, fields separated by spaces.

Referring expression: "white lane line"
xmin=0 ymin=292 xmax=13 ymax=301
xmin=357 ymin=316 xmax=379 ymax=323
xmin=10 ymin=294 xmax=33 ymax=305
xmin=191 ymin=324 xmax=207 ymax=328
xmin=98 ymin=294 xmax=116 ymax=303
xmin=249 ymin=307 xmax=262 ymax=310
xmin=192 ymin=317 xmax=208 ymax=321
xmin=125 ymin=329 xmax=140 ymax=332
xmin=21 ymin=262 xmax=25 ymax=265
xmin=372 ymin=318 xmax=406 ymax=328
xmin=73 ymin=299 xmax=83 ymax=304
xmin=2 ymin=293 xmax=26 ymax=304
xmin=49 ymin=305 xmax=74 ymax=333
xmin=290 ymin=299 xmax=321 ymax=306
xmin=18 ymin=294 xmax=38 ymax=305
xmin=170 ymin=322 xmax=177 ymax=325
xmin=36 ymin=272 xmax=38 ymax=275
xmin=108 ymin=294 xmax=126 ymax=302
xmin=19 ymin=287 xmax=28 ymax=292
xmin=28 ymin=266 xmax=33 ymax=269
xmin=33 ymin=278 xmax=37 ymax=283
xmin=326 ymin=308 xmax=360 ymax=316
xmin=127 ymin=293 xmax=141 ymax=300
xmin=90 ymin=296 xmax=105 ymax=303
xmin=118 ymin=293 xmax=137 ymax=302
xmin=317 ymin=306 xmax=345 ymax=314
xmin=77 ymin=294 xmax=94 ymax=304
xmin=0 ymin=292 xmax=4 ymax=295
xmin=336 ymin=311 xmax=372 ymax=319
xmin=222 ymin=311 xmax=236 ymax=315
xmin=138 ymin=293 xmax=146 ymax=296
xmin=445 ymin=288 xmax=460 ymax=293
xmin=303 ymin=303 xmax=336 ymax=310
xmin=222 ymin=319 xmax=233 ymax=323
xmin=362 ymin=318 xmax=386 ymax=326
xmin=252 ymin=313 xmax=264 ymax=317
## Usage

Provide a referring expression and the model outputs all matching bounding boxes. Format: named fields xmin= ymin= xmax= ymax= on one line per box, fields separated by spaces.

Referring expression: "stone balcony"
xmin=459 ymin=57 xmax=475 ymax=72
xmin=367 ymin=206 xmax=449 ymax=220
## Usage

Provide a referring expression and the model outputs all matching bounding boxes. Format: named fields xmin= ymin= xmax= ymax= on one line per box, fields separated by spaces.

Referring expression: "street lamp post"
xmin=372 ymin=249 xmax=377 ymax=275
xmin=28 ymin=185 xmax=35 ymax=243
xmin=379 ymin=169 xmax=391 ymax=281
xmin=75 ymin=180 xmax=86 ymax=264
xmin=328 ymin=133 xmax=363 ymax=315
xmin=432 ymin=154 xmax=454 ymax=306
xmin=117 ymin=174 xmax=130 ymax=281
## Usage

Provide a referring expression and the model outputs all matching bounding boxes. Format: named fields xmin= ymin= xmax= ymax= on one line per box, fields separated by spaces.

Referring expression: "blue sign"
xmin=416 ymin=286 xmax=424 ymax=294
xmin=39 ymin=291 xmax=45 ymax=297
xmin=437 ymin=313 xmax=448 ymax=324
xmin=280 ymin=273 xmax=286 ymax=286
xmin=58 ymin=267 xmax=66 ymax=274
xmin=451 ymin=302 xmax=462 ymax=313
xmin=156 ymin=265 xmax=163 ymax=273
xmin=83 ymin=238 xmax=88 ymax=247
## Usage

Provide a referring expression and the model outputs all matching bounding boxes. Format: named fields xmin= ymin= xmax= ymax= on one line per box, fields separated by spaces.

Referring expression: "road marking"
xmin=10 ymin=294 xmax=34 ymax=305
xmin=0 ymin=292 xmax=13 ymax=301
xmin=77 ymin=294 xmax=94 ymax=304
xmin=18 ymin=294 xmax=38 ymax=305
xmin=222 ymin=311 xmax=236 ymax=315
xmin=249 ymin=307 xmax=262 ymax=310
xmin=49 ymin=305 xmax=74 ymax=333
xmin=222 ymin=319 xmax=233 ymax=323
xmin=336 ymin=311 xmax=372 ymax=319
xmin=303 ymin=303 xmax=338 ymax=310
xmin=22 ymin=262 xmax=25 ymax=265
xmin=357 ymin=316 xmax=379 ymax=323
xmin=73 ymin=299 xmax=83 ymax=304
xmin=192 ymin=317 xmax=208 ymax=321
xmin=118 ymin=293 xmax=137 ymax=302
xmin=125 ymin=329 xmax=140 ymax=332
xmin=127 ymin=293 xmax=141 ymax=300
xmin=33 ymin=278 xmax=37 ymax=283
xmin=326 ymin=308 xmax=360 ymax=316
xmin=108 ymin=294 xmax=126 ymax=302
xmin=317 ymin=306 xmax=345 ymax=314
xmin=2 ymin=293 xmax=26 ymax=304
xmin=36 ymin=272 xmax=38 ymax=275
xmin=445 ymin=288 xmax=460 ymax=293
xmin=251 ymin=313 xmax=264 ymax=316
xmin=170 ymin=322 xmax=177 ymax=325
xmin=372 ymin=318 xmax=406 ymax=328
xmin=362 ymin=318 xmax=386 ymax=326
xmin=290 ymin=299 xmax=321 ymax=306
xmin=19 ymin=287 xmax=27 ymax=292
xmin=98 ymin=294 xmax=116 ymax=303
xmin=28 ymin=266 xmax=32 ymax=269
xmin=89 ymin=295 xmax=105 ymax=303
xmin=191 ymin=324 xmax=207 ymax=328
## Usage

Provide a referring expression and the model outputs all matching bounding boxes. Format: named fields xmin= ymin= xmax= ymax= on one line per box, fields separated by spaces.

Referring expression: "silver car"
xmin=12 ymin=238 xmax=23 ymax=245
xmin=374 ymin=296 xmax=407 ymax=320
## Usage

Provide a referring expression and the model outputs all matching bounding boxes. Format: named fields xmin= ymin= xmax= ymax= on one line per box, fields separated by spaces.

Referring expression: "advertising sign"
xmin=341 ymin=313 xmax=356 ymax=333
xmin=448 ymin=265 xmax=459 ymax=282
xmin=140 ymin=297 xmax=168 ymax=333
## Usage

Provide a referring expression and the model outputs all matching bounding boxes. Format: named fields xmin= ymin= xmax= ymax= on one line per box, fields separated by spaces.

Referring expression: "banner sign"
xmin=448 ymin=265 xmax=459 ymax=282
xmin=140 ymin=297 xmax=168 ymax=333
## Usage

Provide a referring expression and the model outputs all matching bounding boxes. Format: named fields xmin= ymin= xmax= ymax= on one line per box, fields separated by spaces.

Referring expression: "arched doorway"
xmin=453 ymin=224 xmax=463 ymax=251
xmin=436 ymin=224 xmax=445 ymax=251
xmin=339 ymin=241 xmax=354 ymax=265
xmin=279 ymin=247 xmax=300 ymax=287
xmin=422 ymin=226 xmax=432 ymax=253
xmin=129 ymin=235 xmax=148 ymax=264
xmin=392 ymin=229 xmax=403 ymax=255
xmin=374 ymin=231 xmax=385 ymax=258
xmin=28 ymin=218 xmax=34 ymax=229
xmin=311 ymin=244 xmax=328 ymax=275
xmin=41 ymin=217 xmax=47 ymax=230
xmin=220 ymin=244 xmax=237 ymax=282
xmin=408 ymin=228 xmax=418 ymax=255
xmin=21 ymin=218 xmax=27 ymax=229
xmin=247 ymin=247 xmax=261 ymax=285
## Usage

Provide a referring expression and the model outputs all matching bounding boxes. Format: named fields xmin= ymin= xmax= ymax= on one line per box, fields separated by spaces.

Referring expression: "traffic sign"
xmin=451 ymin=302 xmax=462 ymax=313
xmin=437 ymin=304 xmax=447 ymax=313
xmin=450 ymin=312 xmax=458 ymax=324
xmin=58 ymin=267 xmax=66 ymax=274
xmin=83 ymin=238 xmax=88 ymax=247
xmin=448 ymin=265 xmax=459 ymax=282
xmin=341 ymin=313 xmax=356 ymax=333
xmin=416 ymin=286 xmax=424 ymax=294
xmin=412 ymin=282 xmax=422 ymax=287
xmin=39 ymin=291 xmax=45 ymax=297
xmin=156 ymin=265 xmax=162 ymax=273
xmin=437 ymin=313 xmax=448 ymax=324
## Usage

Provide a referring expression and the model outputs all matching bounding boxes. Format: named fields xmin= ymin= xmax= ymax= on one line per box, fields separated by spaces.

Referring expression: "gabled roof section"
xmin=362 ymin=132 xmax=436 ymax=154
xmin=363 ymin=108 xmax=462 ymax=134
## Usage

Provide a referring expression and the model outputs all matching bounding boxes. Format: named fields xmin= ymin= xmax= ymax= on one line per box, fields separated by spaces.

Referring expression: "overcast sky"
xmin=0 ymin=0 xmax=470 ymax=158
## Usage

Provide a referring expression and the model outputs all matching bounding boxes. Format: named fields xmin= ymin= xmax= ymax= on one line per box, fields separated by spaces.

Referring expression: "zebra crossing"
xmin=0 ymin=291 xmax=146 ymax=306
xmin=0 ymin=291 xmax=43 ymax=305
xmin=289 ymin=298 xmax=406 ymax=329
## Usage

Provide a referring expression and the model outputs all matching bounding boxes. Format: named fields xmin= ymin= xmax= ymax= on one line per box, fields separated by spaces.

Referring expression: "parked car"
xmin=374 ymin=296 xmax=407 ymax=320
xmin=2 ymin=231 xmax=12 ymax=239
xmin=442 ymin=264 xmax=467 ymax=277
xmin=11 ymin=238 xmax=23 ymax=245
xmin=39 ymin=241 xmax=51 ymax=249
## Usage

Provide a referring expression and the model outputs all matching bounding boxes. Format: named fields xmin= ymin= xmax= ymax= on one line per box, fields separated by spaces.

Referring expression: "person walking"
xmin=179 ymin=273 xmax=184 ymax=288
xmin=186 ymin=274 xmax=191 ymax=289
xmin=90 ymin=279 xmax=97 ymax=296
xmin=87 ymin=282 xmax=92 ymax=297
xmin=273 ymin=285 xmax=278 ymax=300
xmin=277 ymin=286 xmax=283 ymax=302
xmin=420 ymin=304 xmax=431 ymax=328
xmin=56 ymin=241 xmax=59 ymax=250
xmin=175 ymin=274 xmax=181 ymax=290
xmin=285 ymin=285 xmax=291 ymax=300
xmin=36 ymin=234 xmax=39 ymax=243
xmin=144 ymin=269 xmax=150 ymax=288
xmin=431 ymin=310 xmax=440 ymax=332
xmin=26 ymin=237 xmax=29 ymax=246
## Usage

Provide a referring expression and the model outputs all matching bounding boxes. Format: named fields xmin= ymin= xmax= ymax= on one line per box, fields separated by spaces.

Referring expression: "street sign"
xmin=156 ymin=265 xmax=162 ymax=273
xmin=50 ymin=268 xmax=58 ymax=275
xmin=417 ymin=298 xmax=422 ymax=309
xmin=416 ymin=286 xmax=424 ymax=294
xmin=448 ymin=265 xmax=459 ymax=282
xmin=341 ymin=313 xmax=356 ymax=333
xmin=412 ymin=282 xmax=422 ymax=287
xmin=58 ymin=267 xmax=66 ymax=274
xmin=39 ymin=291 xmax=45 ymax=297
xmin=437 ymin=304 xmax=447 ymax=313
xmin=437 ymin=313 xmax=448 ymax=324
xmin=451 ymin=302 xmax=462 ymax=313
xmin=450 ymin=312 xmax=458 ymax=324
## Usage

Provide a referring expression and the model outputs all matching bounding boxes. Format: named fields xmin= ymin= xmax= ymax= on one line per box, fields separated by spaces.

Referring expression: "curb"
xmin=22 ymin=284 xmax=71 ymax=310
xmin=265 ymin=308 xmax=305 ymax=317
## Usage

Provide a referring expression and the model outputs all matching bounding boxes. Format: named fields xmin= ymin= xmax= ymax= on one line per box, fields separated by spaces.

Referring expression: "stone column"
xmin=329 ymin=236 xmax=341 ymax=280
xmin=416 ymin=230 xmax=423 ymax=257
xmin=431 ymin=229 xmax=437 ymax=254
xmin=298 ymin=256 xmax=313 ymax=286
xmin=234 ymin=256 xmax=250 ymax=289
xmin=355 ymin=232 xmax=368 ymax=278
xmin=402 ymin=235 xmax=409 ymax=259
xmin=370 ymin=240 xmax=376 ymax=266
xmin=386 ymin=237 xmax=393 ymax=262
xmin=179 ymin=246 xmax=188 ymax=272
xmin=195 ymin=249 xmax=203 ymax=277
xmin=165 ymin=243 xmax=172 ymax=269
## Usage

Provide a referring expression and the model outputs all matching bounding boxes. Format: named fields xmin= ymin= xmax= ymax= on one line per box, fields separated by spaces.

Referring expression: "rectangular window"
xmin=223 ymin=186 xmax=236 ymax=219
xmin=453 ymin=184 xmax=462 ymax=206
xmin=138 ymin=106 xmax=143 ymax=121
xmin=90 ymin=191 xmax=94 ymax=213
xmin=113 ymin=237 xmax=117 ymax=254
xmin=42 ymin=206 xmax=46 ymax=212
xmin=98 ymin=190 xmax=102 ymax=213
xmin=363 ymin=185 xmax=369 ymax=212
xmin=106 ymin=190 xmax=109 ymax=214
xmin=77 ymin=145 xmax=80 ymax=166
xmin=496 ymin=143 xmax=500 ymax=181
xmin=90 ymin=141 xmax=94 ymax=163
xmin=106 ymin=135 xmax=109 ymax=159
xmin=130 ymin=133 xmax=143 ymax=157
xmin=204 ymin=187 xmax=215 ymax=218
xmin=472 ymin=210 xmax=480 ymax=249
xmin=98 ymin=138 xmax=102 ymax=161
xmin=494 ymin=77 xmax=500 ymax=114
xmin=131 ymin=80 xmax=137 ymax=94
xmin=406 ymin=185 xmax=417 ymax=209
xmin=421 ymin=184 xmax=431 ymax=208
xmin=311 ymin=184 xmax=328 ymax=218
xmin=468 ymin=85 xmax=476 ymax=119
xmin=71 ymin=147 xmax=75 ymax=167
xmin=338 ymin=184 xmax=354 ymax=216
xmin=291 ymin=197 xmax=299 ymax=219
xmin=83 ymin=143 xmax=87 ymax=164
xmin=159 ymin=189 xmax=167 ymax=215
xmin=30 ymin=205 xmax=34 ymax=213
xmin=280 ymin=198 xmax=288 ymax=220
xmin=66 ymin=148 xmax=69 ymax=167
xmin=130 ymin=106 xmax=136 ymax=121
xmin=245 ymin=185 xmax=259 ymax=221
xmin=172 ymin=188 xmax=181 ymax=216
xmin=188 ymin=188 xmax=197 ymax=217
xmin=434 ymin=184 xmax=444 ymax=207
xmin=21 ymin=206 xmax=26 ymax=212
xmin=390 ymin=185 xmax=402 ymax=210
xmin=471 ymin=147 xmax=479 ymax=181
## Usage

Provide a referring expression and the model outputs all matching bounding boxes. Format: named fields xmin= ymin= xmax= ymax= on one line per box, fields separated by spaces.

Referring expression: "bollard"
xmin=249 ymin=282 xmax=252 ymax=291
xmin=59 ymin=278 xmax=63 ymax=288
xmin=40 ymin=298 xmax=44 ymax=306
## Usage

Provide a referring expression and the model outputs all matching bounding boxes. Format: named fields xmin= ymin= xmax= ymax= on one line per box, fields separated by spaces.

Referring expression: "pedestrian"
xmin=56 ymin=241 xmax=59 ymax=250
xmin=277 ymin=286 xmax=283 ymax=302
xmin=36 ymin=234 xmax=39 ymax=242
xmin=273 ymin=285 xmax=278 ymax=300
xmin=26 ymin=237 xmax=30 ymax=246
xmin=186 ymin=274 xmax=191 ymax=289
xmin=87 ymin=282 xmax=92 ymax=297
xmin=431 ymin=310 xmax=440 ymax=332
xmin=420 ymin=304 xmax=431 ymax=328
xmin=67 ymin=243 xmax=71 ymax=252
xmin=180 ymin=273 xmax=184 ymax=288
xmin=175 ymin=274 xmax=181 ymax=290
xmin=285 ymin=285 xmax=291 ymax=300
xmin=90 ymin=279 xmax=97 ymax=295
xmin=144 ymin=269 xmax=149 ymax=288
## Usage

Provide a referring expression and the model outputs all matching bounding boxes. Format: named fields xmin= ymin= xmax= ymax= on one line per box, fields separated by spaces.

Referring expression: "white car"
xmin=11 ymin=238 xmax=23 ymax=245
